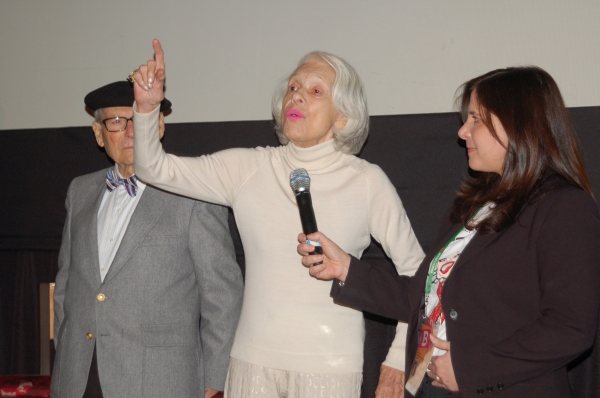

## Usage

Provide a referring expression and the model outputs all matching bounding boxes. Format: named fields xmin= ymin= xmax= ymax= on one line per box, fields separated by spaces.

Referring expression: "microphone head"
xmin=290 ymin=168 xmax=310 ymax=193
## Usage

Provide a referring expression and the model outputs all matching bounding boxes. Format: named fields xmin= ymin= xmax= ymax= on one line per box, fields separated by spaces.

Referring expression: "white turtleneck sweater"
xmin=133 ymin=105 xmax=424 ymax=374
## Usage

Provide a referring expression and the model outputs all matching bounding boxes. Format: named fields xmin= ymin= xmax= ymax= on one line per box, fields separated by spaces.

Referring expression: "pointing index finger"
xmin=153 ymin=38 xmax=165 ymax=71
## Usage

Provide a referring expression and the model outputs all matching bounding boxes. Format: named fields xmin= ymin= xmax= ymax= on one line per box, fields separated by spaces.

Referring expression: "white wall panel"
xmin=1 ymin=0 xmax=598 ymax=129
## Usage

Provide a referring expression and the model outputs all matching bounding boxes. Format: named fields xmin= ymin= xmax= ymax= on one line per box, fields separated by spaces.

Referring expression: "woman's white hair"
xmin=272 ymin=51 xmax=369 ymax=155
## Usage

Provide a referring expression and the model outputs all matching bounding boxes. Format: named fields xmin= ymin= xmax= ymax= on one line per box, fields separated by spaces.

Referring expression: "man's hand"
xmin=375 ymin=365 xmax=405 ymax=397
xmin=297 ymin=231 xmax=351 ymax=281
xmin=132 ymin=39 xmax=166 ymax=113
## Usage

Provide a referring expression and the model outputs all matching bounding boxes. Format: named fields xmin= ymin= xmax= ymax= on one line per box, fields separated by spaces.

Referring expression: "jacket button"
xmin=486 ymin=385 xmax=494 ymax=392
xmin=86 ymin=333 xmax=93 ymax=340
xmin=476 ymin=387 xmax=484 ymax=395
xmin=449 ymin=310 xmax=458 ymax=320
xmin=497 ymin=383 xmax=504 ymax=390
xmin=97 ymin=293 xmax=106 ymax=302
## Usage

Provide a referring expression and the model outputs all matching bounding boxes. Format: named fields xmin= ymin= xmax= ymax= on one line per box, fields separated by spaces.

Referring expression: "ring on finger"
xmin=435 ymin=375 xmax=442 ymax=383
xmin=127 ymin=70 xmax=137 ymax=83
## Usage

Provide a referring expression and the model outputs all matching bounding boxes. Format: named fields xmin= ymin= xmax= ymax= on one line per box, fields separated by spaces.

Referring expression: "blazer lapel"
xmin=102 ymin=186 xmax=172 ymax=283
xmin=82 ymin=174 xmax=109 ymax=288
xmin=451 ymin=229 xmax=500 ymax=273
xmin=429 ymin=220 xmax=501 ymax=275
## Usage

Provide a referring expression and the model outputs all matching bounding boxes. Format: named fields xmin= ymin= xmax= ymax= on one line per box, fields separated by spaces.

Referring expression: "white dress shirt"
xmin=97 ymin=167 xmax=146 ymax=282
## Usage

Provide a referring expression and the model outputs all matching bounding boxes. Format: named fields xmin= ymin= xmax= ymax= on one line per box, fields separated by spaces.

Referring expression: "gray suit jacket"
xmin=51 ymin=168 xmax=244 ymax=398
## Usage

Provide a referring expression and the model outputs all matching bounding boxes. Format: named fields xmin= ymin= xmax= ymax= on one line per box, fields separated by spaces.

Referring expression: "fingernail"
xmin=148 ymin=77 xmax=153 ymax=84
xmin=148 ymin=83 xmax=153 ymax=88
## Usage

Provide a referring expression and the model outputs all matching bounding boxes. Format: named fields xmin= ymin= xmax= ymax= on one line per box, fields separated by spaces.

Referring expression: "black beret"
xmin=84 ymin=80 xmax=172 ymax=112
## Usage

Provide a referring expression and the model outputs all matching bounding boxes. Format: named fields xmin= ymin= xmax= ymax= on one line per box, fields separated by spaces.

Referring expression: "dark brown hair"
xmin=450 ymin=66 xmax=593 ymax=233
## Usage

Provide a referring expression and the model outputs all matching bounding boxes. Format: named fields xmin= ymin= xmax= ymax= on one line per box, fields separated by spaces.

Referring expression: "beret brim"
xmin=84 ymin=81 xmax=171 ymax=112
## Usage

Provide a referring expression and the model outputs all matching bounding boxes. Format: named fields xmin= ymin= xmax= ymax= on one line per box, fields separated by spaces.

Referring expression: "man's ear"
xmin=158 ymin=113 xmax=166 ymax=140
xmin=92 ymin=122 xmax=105 ymax=148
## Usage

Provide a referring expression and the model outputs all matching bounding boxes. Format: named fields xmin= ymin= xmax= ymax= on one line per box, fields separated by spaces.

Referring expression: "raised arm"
xmin=131 ymin=40 xmax=265 ymax=207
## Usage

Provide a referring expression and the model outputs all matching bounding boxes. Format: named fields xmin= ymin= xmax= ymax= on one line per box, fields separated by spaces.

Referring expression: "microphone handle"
xmin=296 ymin=192 xmax=318 ymax=233
xmin=295 ymin=191 xmax=323 ymax=263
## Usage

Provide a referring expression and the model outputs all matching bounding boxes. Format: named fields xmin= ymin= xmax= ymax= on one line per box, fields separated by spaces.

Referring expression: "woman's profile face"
xmin=458 ymin=91 xmax=508 ymax=175
xmin=281 ymin=59 xmax=347 ymax=148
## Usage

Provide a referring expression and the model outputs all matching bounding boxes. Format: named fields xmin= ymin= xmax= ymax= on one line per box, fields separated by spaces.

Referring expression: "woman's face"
xmin=281 ymin=59 xmax=347 ymax=148
xmin=458 ymin=91 xmax=508 ymax=175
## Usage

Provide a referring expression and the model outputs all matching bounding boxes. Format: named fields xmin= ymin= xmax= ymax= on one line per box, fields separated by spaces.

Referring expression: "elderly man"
xmin=50 ymin=81 xmax=244 ymax=398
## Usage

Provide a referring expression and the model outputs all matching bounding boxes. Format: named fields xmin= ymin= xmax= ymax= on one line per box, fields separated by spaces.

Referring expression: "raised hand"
xmin=297 ymin=231 xmax=351 ymax=282
xmin=132 ymin=38 xmax=166 ymax=113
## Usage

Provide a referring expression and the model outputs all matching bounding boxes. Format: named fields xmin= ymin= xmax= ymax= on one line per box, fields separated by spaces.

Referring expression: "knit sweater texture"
xmin=133 ymin=106 xmax=424 ymax=373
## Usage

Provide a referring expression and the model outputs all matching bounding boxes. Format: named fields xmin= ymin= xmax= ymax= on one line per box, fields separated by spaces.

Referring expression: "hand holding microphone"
xmin=290 ymin=169 xmax=323 ymax=265
xmin=297 ymin=231 xmax=352 ymax=282
xmin=290 ymin=169 xmax=351 ymax=279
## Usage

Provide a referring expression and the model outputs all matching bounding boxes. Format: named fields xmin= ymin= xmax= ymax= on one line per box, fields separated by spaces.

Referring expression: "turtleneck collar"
xmin=284 ymin=139 xmax=343 ymax=172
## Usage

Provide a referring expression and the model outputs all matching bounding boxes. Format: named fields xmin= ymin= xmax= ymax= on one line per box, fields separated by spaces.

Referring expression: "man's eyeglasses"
xmin=101 ymin=116 xmax=133 ymax=132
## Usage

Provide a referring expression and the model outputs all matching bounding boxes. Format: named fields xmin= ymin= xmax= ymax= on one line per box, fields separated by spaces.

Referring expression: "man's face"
xmin=92 ymin=106 xmax=165 ymax=177
xmin=93 ymin=106 xmax=135 ymax=168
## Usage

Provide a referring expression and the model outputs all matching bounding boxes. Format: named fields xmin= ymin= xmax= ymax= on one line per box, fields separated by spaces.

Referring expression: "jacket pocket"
xmin=141 ymin=325 xmax=200 ymax=397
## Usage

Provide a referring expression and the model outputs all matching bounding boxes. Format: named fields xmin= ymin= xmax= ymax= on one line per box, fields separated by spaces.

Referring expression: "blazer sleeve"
xmin=365 ymin=165 xmax=425 ymax=371
xmin=451 ymin=189 xmax=600 ymax=394
xmin=53 ymin=181 xmax=74 ymax=348
xmin=331 ymin=255 xmax=413 ymax=322
xmin=188 ymin=201 xmax=244 ymax=391
xmin=367 ymin=164 xmax=424 ymax=277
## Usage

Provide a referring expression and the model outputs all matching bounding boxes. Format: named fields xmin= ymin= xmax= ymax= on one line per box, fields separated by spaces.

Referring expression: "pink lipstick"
xmin=286 ymin=109 xmax=305 ymax=121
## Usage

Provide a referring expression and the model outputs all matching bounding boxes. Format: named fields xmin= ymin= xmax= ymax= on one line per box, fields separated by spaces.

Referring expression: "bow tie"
xmin=106 ymin=169 xmax=138 ymax=197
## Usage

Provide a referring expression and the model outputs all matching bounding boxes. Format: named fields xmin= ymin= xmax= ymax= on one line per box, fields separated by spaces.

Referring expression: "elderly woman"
xmin=131 ymin=40 xmax=424 ymax=397
xmin=297 ymin=66 xmax=600 ymax=397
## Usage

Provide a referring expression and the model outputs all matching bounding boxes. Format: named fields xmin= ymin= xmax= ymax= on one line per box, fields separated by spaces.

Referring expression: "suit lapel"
xmin=102 ymin=186 xmax=172 ymax=283
xmin=451 ymin=228 xmax=499 ymax=273
xmin=82 ymin=173 xmax=109 ymax=288
xmin=429 ymin=219 xmax=500 ymax=276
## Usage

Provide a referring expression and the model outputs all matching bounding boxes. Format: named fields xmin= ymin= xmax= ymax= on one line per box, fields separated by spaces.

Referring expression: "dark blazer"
xmin=51 ymin=168 xmax=244 ymax=398
xmin=332 ymin=181 xmax=600 ymax=397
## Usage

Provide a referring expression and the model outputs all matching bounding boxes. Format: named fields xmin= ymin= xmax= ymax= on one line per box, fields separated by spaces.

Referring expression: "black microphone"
xmin=290 ymin=168 xmax=323 ymax=265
